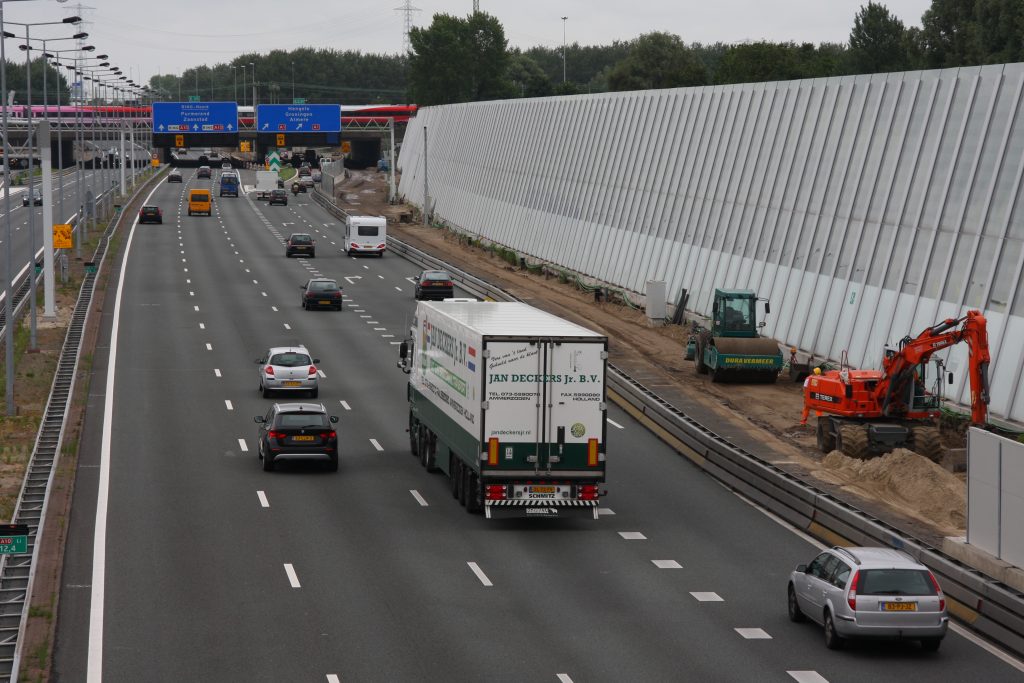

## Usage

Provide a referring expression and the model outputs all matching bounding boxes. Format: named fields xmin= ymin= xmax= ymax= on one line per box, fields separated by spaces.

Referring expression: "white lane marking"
xmin=199 ymin=323 xmax=205 ymax=330
xmin=787 ymin=673 xmax=828 ymax=683
xmin=214 ymin=369 xmax=222 ymax=378
xmin=186 ymin=279 xmax=191 ymax=284
xmin=360 ymin=315 xmax=371 ymax=318
xmin=467 ymin=562 xmax=493 ymax=587
xmin=410 ymin=490 xmax=429 ymax=507
xmin=607 ymin=418 xmax=624 ymax=429
xmin=327 ymin=676 xmax=341 ymax=683
xmin=317 ymin=370 xmax=327 ymax=378
xmin=89 ymin=179 xmax=162 ymax=682
xmin=619 ymin=532 xmax=646 ymax=540
xmin=735 ymin=628 xmax=771 ymax=639
xmin=261 ymin=291 xmax=267 ymax=297
xmin=257 ymin=491 xmax=269 ymax=508
xmin=225 ymin=400 xmax=234 ymax=411
xmin=377 ymin=274 xmax=384 ymax=279
xmin=370 ymin=438 xmax=383 ymax=452
xmin=272 ymin=306 xmax=279 ymax=312
xmin=354 ymin=309 xmax=365 ymax=313
xmin=284 ymin=323 xmax=291 ymax=330
xmin=374 ymin=327 xmax=387 ymax=331
xmin=395 ymin=287 xmax=402 ymax=292
xmin=252 ymin=279 xmax=258 ymax=284
xmin=205 ymin=343 xmax=213 ymax=351
xmin=362 ymin=265 xmax=369 ymax=270
xmin=367 ymin=320 xmax=379 ymax=324
xmin=193 ymin=305 xmax=199 ymax=311
xmin=382 ymin=334 xmax=395 ymax=338
xmin=238 ymin=438 xmax=248 ymax=452
xmin=690 ymin=592 xmax=723 ymax=602
xmin=652 ymin=560 xmax=682 ymax=569
xmin=556 ymin=676 xmax=574 ymax=683
xmin=596 ymin=508 xmax=615 ymax=516
xmin=284 ymin=564 xmax=301 ymax=588
xmin=340 ymin=400 xmax=351 ymax=410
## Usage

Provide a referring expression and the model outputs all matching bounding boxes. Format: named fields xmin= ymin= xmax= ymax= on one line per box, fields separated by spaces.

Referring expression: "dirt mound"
xmin=814 ymin=449 xmax=965 ymax=534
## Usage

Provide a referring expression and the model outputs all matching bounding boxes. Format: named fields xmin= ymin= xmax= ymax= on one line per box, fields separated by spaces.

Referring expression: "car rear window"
xmin=269 ymin=352 xmax=312 ymax=367
xmin=424 ymin=272 xmax=450 ymax=281
xmin=357 ymin=225 xmax=379 ymax=237
xmin=191 ymin=192 xmax=210 ymax=201
xmin=277 ymin=413 xmax=328 ymax=428
xmin=142 ymin=207 xmax=158 ymax=213
xmin=290 ymin=235 xmax=312 ymax=244
xmin=859 ymin=569 xmax=937 ymax=596
xmin=309 ymin=281 xmax=337 ymax=291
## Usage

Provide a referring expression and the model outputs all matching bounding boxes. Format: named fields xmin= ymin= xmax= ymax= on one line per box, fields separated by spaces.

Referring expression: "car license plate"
xmin=530 ymin=486 xmax=556 ymax=494
xmin=284 ymin=381 xmax=302 ymax=387
xmin=292 ymin=435 xmax=315 ymax=442
xmin=882 ymin=602 xmax=917 ymax=611
xmin=319 ymin=300 xmax=330 ymax=305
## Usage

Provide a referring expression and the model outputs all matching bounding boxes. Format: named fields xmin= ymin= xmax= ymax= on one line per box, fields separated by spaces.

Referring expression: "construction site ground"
xmin=332 ymin=167 xmax=970 ymax=545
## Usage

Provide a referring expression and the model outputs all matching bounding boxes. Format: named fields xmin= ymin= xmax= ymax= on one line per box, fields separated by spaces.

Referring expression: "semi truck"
xmin=398 ymin=301 xmax=609 ymax=519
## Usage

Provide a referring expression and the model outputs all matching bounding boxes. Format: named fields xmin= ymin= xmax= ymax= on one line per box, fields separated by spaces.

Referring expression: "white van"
xmin=344 ymin=215 xmax=387 ymax=256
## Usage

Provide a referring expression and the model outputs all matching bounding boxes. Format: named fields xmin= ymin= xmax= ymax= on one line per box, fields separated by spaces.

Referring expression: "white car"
xmin=256 ymin=345 xmax=320 ymax=398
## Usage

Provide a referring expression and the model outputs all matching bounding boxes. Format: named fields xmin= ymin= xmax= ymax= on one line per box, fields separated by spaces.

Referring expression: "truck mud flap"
xmin=485 ymin=501 xmax=600 ymax=520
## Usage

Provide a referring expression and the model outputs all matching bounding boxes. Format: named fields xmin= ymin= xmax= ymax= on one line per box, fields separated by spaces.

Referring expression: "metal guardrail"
xmin=360 ymin=199 xmax=1024 ymax=657
xmin=0 ymin=166 xmax=166 ymax=681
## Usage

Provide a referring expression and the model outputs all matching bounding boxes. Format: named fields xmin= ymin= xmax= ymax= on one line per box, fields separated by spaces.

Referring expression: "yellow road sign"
xmin=341 ymin=141 xmax=351 ymax=154
xmin=239 ymin=141 xmax=251 ymax=152
xmin=175 ymin=134 xmax=184 ymax=147
xmin=276 ymin=133 xmax=285 ymax=147
xmin=151 ymin=157 xmax=159 ymax=168
xmin=53 ymin=224 xmax=72 ymax=249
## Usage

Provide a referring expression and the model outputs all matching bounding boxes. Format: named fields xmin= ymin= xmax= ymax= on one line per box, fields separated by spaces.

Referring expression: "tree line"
xmin=140 ymin=0 xmax=1024 ymax=107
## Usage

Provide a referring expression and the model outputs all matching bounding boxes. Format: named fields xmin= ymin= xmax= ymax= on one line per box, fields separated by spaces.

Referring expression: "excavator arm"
xmin=877 ymin=310 xmax=990 ymax=424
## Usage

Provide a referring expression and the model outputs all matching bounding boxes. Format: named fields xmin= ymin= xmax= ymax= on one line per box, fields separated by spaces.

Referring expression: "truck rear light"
xmin=488 ymin=437 xmax=499 ymax=466
xmin=847 ymin=570 xmax=860 ymax=611
xmin=485 ymin=485 xmax=506 ymax=500
xmin=587 ymin=438 xmax=599 ymax=466
xmin=927 ymin=571 xmax=945 ymax=611
xmin=579 ymin=484 xmax=599 ymax=500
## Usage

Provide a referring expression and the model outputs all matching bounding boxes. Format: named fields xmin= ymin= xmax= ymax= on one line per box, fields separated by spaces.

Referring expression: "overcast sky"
xmin=1 ymin=0 xmax=933 ymax=93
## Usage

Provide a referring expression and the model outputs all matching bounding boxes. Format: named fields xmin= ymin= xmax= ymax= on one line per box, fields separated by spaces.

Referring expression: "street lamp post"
xmin=291 ymin=61 xmax=294 ymax=101
xmin=561 ymin=16 xmax=567 ymax=84
xmin=241 ymin=64 xmax=246 ymax=107
xmin=250 ymin=61 xmax=256 ymax=108
xmin=232 ymin=65 xmax=237 ymax=103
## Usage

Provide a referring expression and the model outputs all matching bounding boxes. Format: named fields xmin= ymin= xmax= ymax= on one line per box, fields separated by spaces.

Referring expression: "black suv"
xmin=139 ymin=206 xmax=163 ymax=224
xmin=301 ymin=278 xmax=343 ymax=311
xmin=414 ymin=269 xmax=455 ymax=300
xmin=254 ymin=402 xmax=339 ymax=472
xmin=286 ymin=233 xmax=315 ymax=258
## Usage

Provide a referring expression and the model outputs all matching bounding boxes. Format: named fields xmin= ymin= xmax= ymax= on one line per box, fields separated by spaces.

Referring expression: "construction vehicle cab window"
xmin=688 ymin=289 xmax=782 ymax=383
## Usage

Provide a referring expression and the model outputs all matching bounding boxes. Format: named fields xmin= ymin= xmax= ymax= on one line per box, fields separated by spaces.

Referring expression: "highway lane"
xmin=0 ymin=167 xmax=106 ymax=295
xmin=52 ymin=169 xmax=1024 ymax=681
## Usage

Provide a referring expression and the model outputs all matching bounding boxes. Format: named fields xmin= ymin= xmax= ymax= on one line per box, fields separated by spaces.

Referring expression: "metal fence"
xmin=968 ymin=427 xmax=1024 ymax=568
xmin=397 ymin=64 xmax=1024 ymax=423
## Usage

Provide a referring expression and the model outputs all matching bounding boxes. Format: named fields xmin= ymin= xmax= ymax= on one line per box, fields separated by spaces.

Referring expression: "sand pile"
xmin=814 ymin=448 xmax=966 ymax=534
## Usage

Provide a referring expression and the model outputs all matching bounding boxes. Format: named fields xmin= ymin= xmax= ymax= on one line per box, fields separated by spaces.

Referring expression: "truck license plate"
xmin=530 ymin=486 xmax=556 ymax=494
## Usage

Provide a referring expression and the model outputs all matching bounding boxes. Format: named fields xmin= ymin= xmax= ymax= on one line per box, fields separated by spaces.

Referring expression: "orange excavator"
xmin=804 ymin=310 xmax=990 ymax=462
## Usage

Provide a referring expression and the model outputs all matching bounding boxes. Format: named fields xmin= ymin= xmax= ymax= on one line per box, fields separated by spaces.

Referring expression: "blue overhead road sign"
xmin=153 ymin=102 xmax=238 ymax=133
xmin=257 ymin=104 xmax=341 ymax=133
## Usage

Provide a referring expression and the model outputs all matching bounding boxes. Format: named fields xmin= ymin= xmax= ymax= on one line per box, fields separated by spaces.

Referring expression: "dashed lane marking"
xmin=467 ymin=562 xmax=493 ymax=587
xmin=690 ymin=592 xmax=723 ymax=602
xmin=284 ymin=564 xmax=301 ymax=588
xmin=652 ymin=560 xmax=682 ymax=569
xmin=205 ymin=343 xmax=213 ymax=351
xmin=257 ymin=491 xmax=269 ymax=508
xmin=735 ymin=628 xmax=771 ymax=639
xmin=225 ymin=400 xmax=233 ymax=411
xmin=370 ymin=438 xmax=383 ymax=452
xmin=284 ymin=323 xmax=291 ymax=330
xmin=214 ymin=369 xmax=221 ymax=378
xmin=596 ymin=508 xmax=615 ymax=516
xmin=237 ymin=438 xmax=248 ymax=452
xmin=607 ymin=418 xmax=624 ymax=429
xmin=618 ymin=532 xmax=646 ymax=540
xmin=410 ymin=490 xmax=429 ymax=507
xmin=340 ymin=400 xmax=351 ymax=410
xmin=787 ymin=673 xmax=828 ymax=683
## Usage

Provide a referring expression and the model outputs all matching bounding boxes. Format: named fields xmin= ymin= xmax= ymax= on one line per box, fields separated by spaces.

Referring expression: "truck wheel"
xmin=450 ymin=457 xmax=460 ymax=498
xmin=421 ymin=431 xmax=438 ymax=472
xmin=409 ymin=416 xmax=419 ymax=457
xmin=837 ymin=424 xmax=870 ymax=460
xmin=695 ymin=341 xmax=708 ymax=375
xmin=910 ymin=425 xmax=943 ymax=463
xmin=816 ymin=418 xmax=836 ymax=453
xmin=465 ymin=470 xmax=481 ymax=514
xmin=457 ymin=463 xmax=467 ymax=507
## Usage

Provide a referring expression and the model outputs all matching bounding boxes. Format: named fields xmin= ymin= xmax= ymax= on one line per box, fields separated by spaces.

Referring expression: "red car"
xmin=139 ymin=205 xmax=162 ymax=224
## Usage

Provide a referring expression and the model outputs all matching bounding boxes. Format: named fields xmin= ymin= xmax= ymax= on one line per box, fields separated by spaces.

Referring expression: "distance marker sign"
xmin=256 ymin=104 xmax=341 ymax=133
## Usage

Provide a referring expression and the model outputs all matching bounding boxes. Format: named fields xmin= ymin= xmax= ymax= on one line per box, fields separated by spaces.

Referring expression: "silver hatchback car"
xmin=256 ymin=345 xmax=320 ymax=398
xmin=788 ymin=547 xmax=948 ymax=651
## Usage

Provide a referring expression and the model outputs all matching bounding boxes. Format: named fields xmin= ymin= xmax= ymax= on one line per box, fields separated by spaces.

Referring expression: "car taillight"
xmin=264 ymin=366 xmax=275 ymax=375
xmin=579 ymin=484 xmax=599 ymax=500
xmin=847 ymin=570 xmax=860 ymax=611
xmin=308 ymin=365 xmax=317 ymax=376
xmin=488 ymin=437 xmax=499 ymax=466
xmin=927 ymin=571 xmax=945 ymax=611
xmin=321 ymin=431 xmax=336 ymax=439
xmin=485 ymin=484 xmax=506 ymax=500
xmin=350 ymin=243 xmax=359 ymax=249
xmin=268 ymin=430 xmax=286 ymax=440
xmin=587 ymin=438 xmax=600 ymax=466
xmin=377 ymin=243 xmax=386 ymax=249
xmin=443 ymin=281 xmax=453 ymax=287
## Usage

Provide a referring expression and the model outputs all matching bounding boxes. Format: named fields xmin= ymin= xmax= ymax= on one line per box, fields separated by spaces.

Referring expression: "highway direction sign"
xmin=153 ymin=102 xmax=238 ymax=133
xmin=257 ymin=104 xmax=341 ymax=133
xmin=0 ymin=524 xmax=28 ymax=555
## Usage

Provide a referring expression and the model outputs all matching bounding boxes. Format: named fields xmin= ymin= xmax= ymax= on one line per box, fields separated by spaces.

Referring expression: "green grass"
xmin=279 ymin=167 xmax=297 ymax=182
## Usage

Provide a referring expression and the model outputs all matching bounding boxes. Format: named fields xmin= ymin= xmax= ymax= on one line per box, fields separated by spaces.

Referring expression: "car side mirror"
xmin=796 ymin=563 xmax=807 ymax=573
xmin=313 ymin=358 xmax=321 ymax=364
xmin=254 ymin=359 xmax=263 ymax=364
xmin=254 ymin=416 xmax=265 ymax=423
xmin=330 ymin=416 xmax=339 ymax=424
xmin=948 ymin=372 xmax=954 ymax=384
xmin=399 ymin=341 xmax=409 ymax=359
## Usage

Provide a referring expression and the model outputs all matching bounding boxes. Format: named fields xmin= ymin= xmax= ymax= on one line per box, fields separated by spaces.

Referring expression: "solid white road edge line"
xmin=284 ymin=563 xmax=301 ymax=588
xmin=257 ymin=491 xmax=269 ymax=508
xmin=607 ymin=418 xmax=624 ymax=429
xmin=88 ymin=179 xmax=162 ymax=682
xmin=410 ymin=490 xmax=429 ymax=507
xmin=731 ymin=489 xmax=1024 ymax=672
xmin=467 ymin=562 xmax=493 ymax=587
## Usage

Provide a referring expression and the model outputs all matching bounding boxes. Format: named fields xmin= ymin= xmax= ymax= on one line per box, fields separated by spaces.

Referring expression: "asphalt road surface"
xmin=51 ymin=167 xmax=1024 ymax=682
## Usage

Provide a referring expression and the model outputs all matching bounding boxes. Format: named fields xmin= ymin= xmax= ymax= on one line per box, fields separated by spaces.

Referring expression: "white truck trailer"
xmin=398 ymin=301 xmax=609 ymax=519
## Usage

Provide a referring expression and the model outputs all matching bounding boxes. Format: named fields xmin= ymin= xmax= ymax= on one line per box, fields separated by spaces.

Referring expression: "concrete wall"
xmin=397 ymin=64 xmax=1024 ymax=423
xmin=968 ymin=428 xmax=1024 ymax=567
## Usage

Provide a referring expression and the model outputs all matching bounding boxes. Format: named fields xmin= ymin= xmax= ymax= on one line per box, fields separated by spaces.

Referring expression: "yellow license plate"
xmin=292 ymin=435 xmax=315 ymax=442
xmin=319 ymin=300 xmax=331 ymax=305
xmin=883 ymin=602 xmax=917 ymax=611
xmin=530 ymin=486 xmax=556 ymax=494
xmin=284 ymin=381 xmax=302 ymax=387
